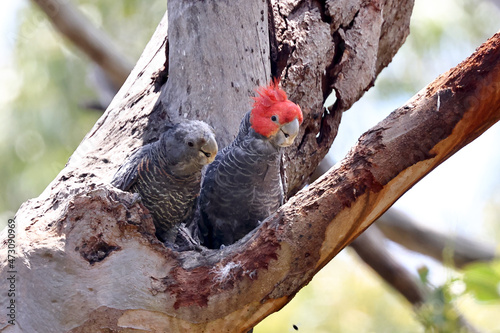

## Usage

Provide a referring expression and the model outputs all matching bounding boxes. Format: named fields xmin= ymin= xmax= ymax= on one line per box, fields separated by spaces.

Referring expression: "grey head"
xmin=156 ymin=120 xmax=218 ymax=177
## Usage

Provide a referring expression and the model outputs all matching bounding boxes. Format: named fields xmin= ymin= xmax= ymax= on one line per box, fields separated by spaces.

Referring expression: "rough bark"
xmin=278 ymin=0 xmax=415 ymax=193
xmin=315 ymin=157 xmax=492 ymax=333
xmin=314 ymin=156 xmax=497 ymax=270
xmin=6 ymin=2 xmax=500 ymax=333
xmin=156 ymin=0 xmax=272 ymax=149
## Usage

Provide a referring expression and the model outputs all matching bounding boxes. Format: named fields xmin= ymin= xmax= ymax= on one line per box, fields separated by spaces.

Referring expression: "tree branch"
xmin=350 ymin=226 xmax=427 ymax=304
xmin=313 ymin=154 xmax=429 ymax=305
xmin=318 ymin=157 xmax=489 ymax=332
xmin=3 ymin=2 xmax=500 ymax=333
xmin=85 ymin=31 xmax=500 ymax=331
xmin=377 ymin=209 xmax=497 ymax=268
xmin=31 ymin=0 xmax=134 ymax=89
xmin=313 ymin=155 xmax=497 ymax=269
xmin=229 ymin=31 xmax=500 ymax=328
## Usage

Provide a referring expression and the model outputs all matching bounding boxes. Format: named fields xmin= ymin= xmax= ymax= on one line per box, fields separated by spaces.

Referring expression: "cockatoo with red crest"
xmin=198 ymin=80 xmax=303 ymax=249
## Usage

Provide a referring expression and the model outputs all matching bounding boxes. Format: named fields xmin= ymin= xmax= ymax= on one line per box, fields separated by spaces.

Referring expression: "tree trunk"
xmin=6 ymin=1 xmax=500 ymax=333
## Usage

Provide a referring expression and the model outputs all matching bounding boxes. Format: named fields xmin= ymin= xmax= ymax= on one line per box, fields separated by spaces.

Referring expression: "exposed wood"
xmin=31 ymin=0 xmax=134 ymax=89
xmin=1 ymin=31 xmax=498 ymax=332
xmin=9 ymin=2 xmax=500 ymax=333
xmin=315 ymin=157 xmax=491 ymax=333
xmin=313 ymin=155 xmax=497 ymax=269
xmin=0 ymin=9 xmax=171 ymax=332
xmin=157 ymin=0 xmax=271 ymax=148
xmin=276 ymin=0 xmax=415 ymax=194
xmin=312 ymin=155 xmax=428 ymax=304
xmin=251 ymin=33 xmax=500 ymax=327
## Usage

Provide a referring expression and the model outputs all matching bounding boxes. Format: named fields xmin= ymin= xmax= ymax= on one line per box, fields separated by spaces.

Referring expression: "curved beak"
xmin=279 ymin=118 xmax=300 ymax=147
xmin=200 ymin=136 xmax=218 ymax=164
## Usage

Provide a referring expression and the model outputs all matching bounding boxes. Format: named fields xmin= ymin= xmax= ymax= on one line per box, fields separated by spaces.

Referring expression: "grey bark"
xmin=22 ymin=1 xmax=500 ymax=332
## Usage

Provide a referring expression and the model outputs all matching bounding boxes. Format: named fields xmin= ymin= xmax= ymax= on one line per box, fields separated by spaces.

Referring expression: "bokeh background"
xmin=1 ymin=0 xmax=499 ymax=331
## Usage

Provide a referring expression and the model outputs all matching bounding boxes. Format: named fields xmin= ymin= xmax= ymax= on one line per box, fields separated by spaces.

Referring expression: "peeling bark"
xmin=8 ymin=2 xmax=500 ymax=333
xmin=273 ymin=0 xmax=415 ymax=193
xmin=313 ymin=156 xmax=497 ymax=271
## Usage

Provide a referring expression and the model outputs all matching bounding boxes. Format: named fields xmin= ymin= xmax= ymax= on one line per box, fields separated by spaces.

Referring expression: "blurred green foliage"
xmin=416 ymin=281 xmax=467 ymax=333
xmin=375 ymin=0 xmax=500 ymax=100
xmin=414 ymin=261 xmax=500 ymax=332
xmin=256 ymin=250 xmax=423 ymax=332
xmin=1 ymin=0 xmax=500 ymax=331
xmin=0 ymin=0 xmax=165 ymax=224
xmin=463 ymin=261 xmax=500 ymax=302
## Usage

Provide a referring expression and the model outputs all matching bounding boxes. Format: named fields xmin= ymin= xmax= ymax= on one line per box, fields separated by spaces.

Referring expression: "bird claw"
xmin=130 ymin=193 xmax=142 ymax=205
xmin=171 ymin=225 xmax=204 ymax=252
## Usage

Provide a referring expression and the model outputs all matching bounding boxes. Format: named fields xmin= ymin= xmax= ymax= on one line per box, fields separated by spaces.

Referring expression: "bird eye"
xmin=187 ymin=141 xmax=194 ymax=147
xmin=271 ymin=115 xmax=278 ymax=122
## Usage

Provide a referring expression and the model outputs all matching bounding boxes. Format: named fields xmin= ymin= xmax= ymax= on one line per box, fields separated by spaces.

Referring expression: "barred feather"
xmin=112 ymin=120 xmax=217 ymax=243
xmin=199 ymin=111 xmax=283 ymax=248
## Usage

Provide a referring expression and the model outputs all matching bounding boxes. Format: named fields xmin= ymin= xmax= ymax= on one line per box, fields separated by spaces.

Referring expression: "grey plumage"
xmin=198 ymin=111 xmax=284 ymax=249
xmin=112 ymin=120 xmax=217 ymax=244
xmin=198 ymin=79 xmax=303 ymax=250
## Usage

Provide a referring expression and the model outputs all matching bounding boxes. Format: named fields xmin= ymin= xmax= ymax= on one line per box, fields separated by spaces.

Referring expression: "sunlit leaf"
xmin=463 ymin=261 xmax=500 ymax=302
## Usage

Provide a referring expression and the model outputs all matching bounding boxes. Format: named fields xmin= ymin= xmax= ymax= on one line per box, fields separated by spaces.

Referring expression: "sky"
xmin=330 ymin=21 xmax=500 ymax=242
xmin=0 ymin=2 xmax=25 ymax=110
xmin=0 ymin=2 xmax=25 ymax=61
xmin=328 ymin=0 xmax=500 ymax=282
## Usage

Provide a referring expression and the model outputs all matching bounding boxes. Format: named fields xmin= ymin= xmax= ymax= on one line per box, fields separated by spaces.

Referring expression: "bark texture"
xmin=313 ymin=156 xmax=497 ymax=270
xmin=275 ymin=0 xmax=415 ymax=193
xmin=7 ymin=2 xmax=500 ymax=333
